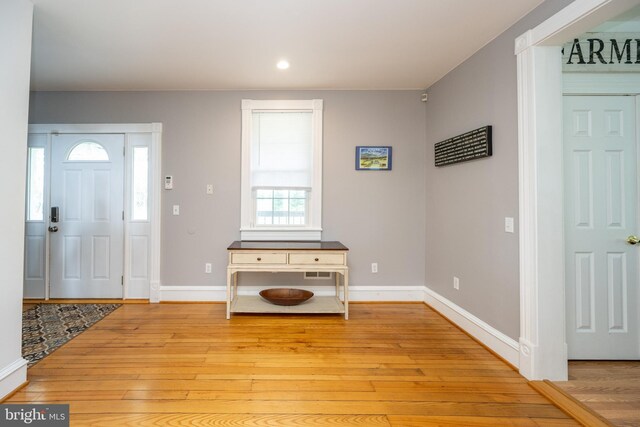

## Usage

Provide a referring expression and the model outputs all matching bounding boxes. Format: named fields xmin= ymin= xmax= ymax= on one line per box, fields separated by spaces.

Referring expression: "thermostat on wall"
xmin=164 ymin=175 xmax=173 ymax=190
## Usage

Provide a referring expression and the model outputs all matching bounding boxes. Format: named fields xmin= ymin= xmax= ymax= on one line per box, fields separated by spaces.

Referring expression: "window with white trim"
xmin=240 ymin=99 xmax=323 ymax=241
xmin=67 ymin=141 xmax=109 ymax=161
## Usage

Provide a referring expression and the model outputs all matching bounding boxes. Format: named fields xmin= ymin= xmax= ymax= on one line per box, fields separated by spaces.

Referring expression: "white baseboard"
xmin=424 ymin=287 xmax=520 ymax=368
xmin=158 ymin=285 xmax=426 ymax=302
xmin=0 ymin=358 xmax=27 ymax=399
xmin=347 ymin=286 xmax=426 ymax=301
xmin=158 ymin=286 xmax=226 ymax=301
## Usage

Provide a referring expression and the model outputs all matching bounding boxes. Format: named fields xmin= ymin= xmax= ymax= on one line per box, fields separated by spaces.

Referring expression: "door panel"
xmin=564 ymin=96 xmax=639 ymax=359
xmin=49 ymin=134 xmax=124 ymax=298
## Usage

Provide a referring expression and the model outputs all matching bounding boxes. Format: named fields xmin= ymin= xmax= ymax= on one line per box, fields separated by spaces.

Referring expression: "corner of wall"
xmin=423 ymin=285 xmax=520 ymax=368
xmin=0 ymin=358 xmax=27 ymax=400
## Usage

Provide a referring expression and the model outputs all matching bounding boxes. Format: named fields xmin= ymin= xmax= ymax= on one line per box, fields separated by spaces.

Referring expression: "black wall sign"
xmin=434 ymin=126 xmax=492 ymax=167
xmin=563 ymin=33 xmax=640 ymax=72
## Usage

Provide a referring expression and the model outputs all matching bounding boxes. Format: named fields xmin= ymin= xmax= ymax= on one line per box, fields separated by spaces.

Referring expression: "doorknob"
xmin=627 ymin=235 xmax=639 ymax=245
xmin=48 ymin=226 xmax=59 ymax=232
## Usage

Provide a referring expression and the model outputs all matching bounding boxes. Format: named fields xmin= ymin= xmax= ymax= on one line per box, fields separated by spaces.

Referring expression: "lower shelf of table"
xmin=230 ymin=295 xmax=345 ymax=314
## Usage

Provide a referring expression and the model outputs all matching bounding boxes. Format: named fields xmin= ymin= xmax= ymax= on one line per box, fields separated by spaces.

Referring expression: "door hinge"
xmin=123 ymin=146 xmax=125 ymax=156
xmin=122 ymin=210 xmax=125 ymax=220
xmin=121 ymin=276 xmax=124 ymax=286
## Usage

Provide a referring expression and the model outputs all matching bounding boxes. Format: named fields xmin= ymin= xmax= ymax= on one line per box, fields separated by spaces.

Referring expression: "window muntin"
xmin=27 ymin=147 xmax=45 ymax=221
xmin=67 ymin=141 xmax=109 ymax=161
xmin=256 ymin=189 xmax=307 ymax=226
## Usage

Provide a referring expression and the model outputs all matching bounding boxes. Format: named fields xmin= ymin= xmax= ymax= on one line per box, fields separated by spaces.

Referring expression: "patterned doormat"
xmin=22 ymin=304 xmax=121 ymax=367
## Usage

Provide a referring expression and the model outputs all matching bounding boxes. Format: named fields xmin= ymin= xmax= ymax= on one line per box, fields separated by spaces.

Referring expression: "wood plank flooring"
xmin=8 ymin=303 xmax=578 ymax=426
xmin=555 ymin=361 xmax=640 ymax=427
xmin=22 ymin=303 xmax=37 ymax=312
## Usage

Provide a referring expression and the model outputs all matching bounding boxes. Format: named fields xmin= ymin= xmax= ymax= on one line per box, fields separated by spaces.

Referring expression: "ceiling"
xmin=30 ymin=0 xmax=545 ymax=91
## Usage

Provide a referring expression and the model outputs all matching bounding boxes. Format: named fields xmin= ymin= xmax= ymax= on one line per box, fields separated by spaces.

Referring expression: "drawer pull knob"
xmin=257 ymin=257 xmax=262 ymax=261
xmin=314 ymin=258 xmax=319 ymax=262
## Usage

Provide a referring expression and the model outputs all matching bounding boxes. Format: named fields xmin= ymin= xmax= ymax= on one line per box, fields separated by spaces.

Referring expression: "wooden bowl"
xmin=259 ymin=288 xmax=314 ymax=306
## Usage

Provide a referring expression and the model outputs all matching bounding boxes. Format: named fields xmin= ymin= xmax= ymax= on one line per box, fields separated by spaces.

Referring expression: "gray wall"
xmin=29 ymin=91 xmax=426 ymax=290
xmin=424 ymin=0 xmax=574 ymax=340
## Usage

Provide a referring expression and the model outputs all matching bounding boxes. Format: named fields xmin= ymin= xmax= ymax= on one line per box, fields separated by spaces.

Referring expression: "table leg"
xmin=226 ymin=269 xmax=232 ymax=319
xmin=344 ymin=269 xmax=349 ymax=320
xmin=233 ymin=271 xmax=238 ymax=299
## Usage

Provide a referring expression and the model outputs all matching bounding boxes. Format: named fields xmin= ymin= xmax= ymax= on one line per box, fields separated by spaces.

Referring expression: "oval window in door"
xmin=67 ymin=141 xmax=109 ymax=161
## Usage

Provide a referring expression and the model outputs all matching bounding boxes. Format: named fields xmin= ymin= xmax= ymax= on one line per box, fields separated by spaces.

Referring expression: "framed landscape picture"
xmin=355 ymin=146 xmax=392 ymax=171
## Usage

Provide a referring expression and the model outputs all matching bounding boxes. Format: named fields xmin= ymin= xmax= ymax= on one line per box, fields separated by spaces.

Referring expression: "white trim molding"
xmin=238 ymin=229 xmax=322 ymax=241
xmin=0 ymin=358 xmax=27 ymax=400
xmin=158 ymin=285 xmax=426 ymax=302
xmin=516 ymin=41 xmax=567 ymax=381
xmin=28 ymin=123 xmax=160 ymax=134
xmin=424 ymin=287 xmax=520 ymax=368
xmin=159 ymin=286 xmax=227 ymax=302
xmin=515 ymin=0 xmax=640 ymax=380
xmin=149 ymin=124 xmax=163 ymax=303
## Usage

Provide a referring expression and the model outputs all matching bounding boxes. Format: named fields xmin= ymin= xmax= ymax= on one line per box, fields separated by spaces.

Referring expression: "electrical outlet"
xmin=371 ymin=263 xmax=378 ymax=273
xmin=206 ymin=184 xmax=213 ymax=195
xmin=453 ymin=276 xmax=460 ymax=290
xmin=205 ymin=263 xmax=212 ymax=273
xmin=172 ymin=205 xmax=180 ymax=215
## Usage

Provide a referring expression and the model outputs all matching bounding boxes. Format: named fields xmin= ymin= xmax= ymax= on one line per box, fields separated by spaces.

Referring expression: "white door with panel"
xmin=49 ymin=134 xmax=125 ymax=298
xmin=564 ymin=95 xmax=639 ymax=359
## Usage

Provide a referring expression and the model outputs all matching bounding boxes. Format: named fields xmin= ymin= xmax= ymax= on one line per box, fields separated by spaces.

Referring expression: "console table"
xmin=226 ymin=241 xmax=349 ymax=319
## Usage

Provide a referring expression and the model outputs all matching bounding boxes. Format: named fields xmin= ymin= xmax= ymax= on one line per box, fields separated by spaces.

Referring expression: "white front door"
xmin=49 ymin=134 xmax=124 ymax=298
xmin=564 ymin=95 xmax=640 ymax=359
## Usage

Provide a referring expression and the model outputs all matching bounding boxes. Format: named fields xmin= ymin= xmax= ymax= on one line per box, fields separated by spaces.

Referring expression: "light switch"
xmin=505 ymin=217 xmax=514 ymax=233
xmin=173 ymin=205 xmax=180 ymax=215
xmin=206 ymin=184 xmax=213 ymax=195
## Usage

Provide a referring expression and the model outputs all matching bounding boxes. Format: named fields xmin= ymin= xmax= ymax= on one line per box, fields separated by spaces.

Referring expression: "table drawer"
xmin=289 ymin=253 xmax=344 ymax=265
xmin=231 ymin=253 xmax=287 ymax=264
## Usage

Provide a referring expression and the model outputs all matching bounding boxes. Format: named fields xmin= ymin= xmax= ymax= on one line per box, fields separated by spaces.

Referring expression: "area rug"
xmin=22 ymin=303 xmax=121 ymax=367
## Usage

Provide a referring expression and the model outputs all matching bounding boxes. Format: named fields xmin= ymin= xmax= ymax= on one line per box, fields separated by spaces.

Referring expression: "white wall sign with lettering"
xmin=563 ymin=33 xmax=640 ymax=72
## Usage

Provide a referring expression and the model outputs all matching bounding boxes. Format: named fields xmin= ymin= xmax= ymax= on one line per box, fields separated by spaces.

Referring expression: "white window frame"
xmin=240 ymin=99 xmax=323 ymax=241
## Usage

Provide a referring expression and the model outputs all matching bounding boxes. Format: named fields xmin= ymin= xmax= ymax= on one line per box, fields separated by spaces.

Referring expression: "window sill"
xmin=240 ymin=228 xmax=322 ymax=241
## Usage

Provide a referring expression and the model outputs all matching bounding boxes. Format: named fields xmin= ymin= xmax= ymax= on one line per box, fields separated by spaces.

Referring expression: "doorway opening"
xmin=23 ymin=123 xmax=162 ymax=301
xmin=516 ymin=0 xmax=640 ymax=380
xmin=563 ymin=94 xmax=639 ymax=360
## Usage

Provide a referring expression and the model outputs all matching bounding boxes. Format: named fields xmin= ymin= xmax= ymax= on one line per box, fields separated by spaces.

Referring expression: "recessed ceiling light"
xmin=277 ymin=60 xmax=290 ymax=70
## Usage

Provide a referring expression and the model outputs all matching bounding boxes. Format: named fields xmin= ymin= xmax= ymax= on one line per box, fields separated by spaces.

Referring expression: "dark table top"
xmin=227 ymin=241 xmax=349 ymax=251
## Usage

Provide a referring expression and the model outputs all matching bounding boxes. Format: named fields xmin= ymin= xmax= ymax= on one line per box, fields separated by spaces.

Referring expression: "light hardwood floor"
xmin=10 ymin=303 xmax=578 ymax=426
xmin=555 ymin=361 xmax=640 ymax=427
xmin=22 ymin=303 xmax=37 ymax=312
